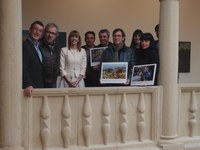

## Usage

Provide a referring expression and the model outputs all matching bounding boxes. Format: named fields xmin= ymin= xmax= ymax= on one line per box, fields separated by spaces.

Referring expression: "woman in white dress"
xmin=59 ymin=30 xmax=86 ymax=88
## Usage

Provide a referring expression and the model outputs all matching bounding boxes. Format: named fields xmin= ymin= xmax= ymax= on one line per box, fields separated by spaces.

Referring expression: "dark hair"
xmin=140 ymin=32 xmax=156 ymax=49
xmin=133 ymin=29 xmax=143 ymax=37
xmin=112 ymin=28 xmax=126 ymax=37
xmin=99 ymin=29 xmax=110 ymax=37
xmin=84 ymin=31 xmax=96 ymax=39
xmin=130 ymin=29 xmax=143 ymax=48
xmin=30 ymin=20 xmax=44 ymax=30
xmin=154 ymin=24 xmax=159 ymax=32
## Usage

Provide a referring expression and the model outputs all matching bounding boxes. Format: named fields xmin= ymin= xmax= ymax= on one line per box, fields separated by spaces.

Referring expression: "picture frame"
xmin=130 ymin=64 xmax=157 ymax=86
xmin=178 ymin=41 xmax=191 ymax=73
xmin=90 ymin=47 xmax=107 ymax=66
xmin=100 ymin=62 xmax=128 ymax=84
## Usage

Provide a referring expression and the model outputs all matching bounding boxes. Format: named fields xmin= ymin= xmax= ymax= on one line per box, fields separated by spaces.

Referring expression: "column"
xmin=0 ymin=0 xmax=23 ymax=149
xmin=159 ymin=0 xmax=179 ymax=139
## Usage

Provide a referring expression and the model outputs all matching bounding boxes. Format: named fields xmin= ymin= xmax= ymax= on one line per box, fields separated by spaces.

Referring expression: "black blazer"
xmin=23 ymin=38 xmax=44 ymax=89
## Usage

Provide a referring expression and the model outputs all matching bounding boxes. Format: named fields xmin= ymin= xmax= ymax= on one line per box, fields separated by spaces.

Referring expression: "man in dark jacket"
xmin=101 ymin=28 xmax=135 ymax=86
xmin=40 ymin=23 xmax=61 ymax=88
xmin=82 ymin=31 xmax=98 ymax=87
xmin=23 ymin=20 xmax=44 ymax=97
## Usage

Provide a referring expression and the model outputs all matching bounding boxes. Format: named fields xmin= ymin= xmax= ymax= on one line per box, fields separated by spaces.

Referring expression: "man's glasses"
xmin=46 ymin=30 xmax=57 ymax=36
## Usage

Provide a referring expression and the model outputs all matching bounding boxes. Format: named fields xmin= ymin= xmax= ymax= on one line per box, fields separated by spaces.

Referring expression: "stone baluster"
xmin=137 ymin=93 xmax=145 ymax=142
xmin=119 ymin=93 xmax=128 ymax=143
xmin=40 ymin=96 xmax=50 ymax=150
xmin=62 ymin=95 xmax=71 ymax=148
xmin=102 ymin=94 xmax=111 ymax=145
xmin=82 ymin=95 xmax=92 ymax=146
xmin=189 ymin=90 xmax=197 ymax=137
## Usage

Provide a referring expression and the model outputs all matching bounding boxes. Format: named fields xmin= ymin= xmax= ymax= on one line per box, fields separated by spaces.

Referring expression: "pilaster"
xmin=0 ymin=0 xmax=23 ymax=149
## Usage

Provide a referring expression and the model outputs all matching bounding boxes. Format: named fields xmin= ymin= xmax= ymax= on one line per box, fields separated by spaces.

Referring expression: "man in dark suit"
xmin=23 ymin=20 xmax=44 ymax=97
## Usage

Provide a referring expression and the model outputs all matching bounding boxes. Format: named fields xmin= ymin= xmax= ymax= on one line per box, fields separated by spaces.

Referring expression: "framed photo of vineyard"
xmin=100 ymin=62 xmax=128 ymax=84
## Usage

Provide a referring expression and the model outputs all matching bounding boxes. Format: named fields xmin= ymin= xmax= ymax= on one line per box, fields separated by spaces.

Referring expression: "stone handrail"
xmin=21 ymin=86 xmax=162 ymax=150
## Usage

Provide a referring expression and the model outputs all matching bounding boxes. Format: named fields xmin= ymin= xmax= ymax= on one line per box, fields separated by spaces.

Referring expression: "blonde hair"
xmin=68 ymin=30 xmax=82 ymax=51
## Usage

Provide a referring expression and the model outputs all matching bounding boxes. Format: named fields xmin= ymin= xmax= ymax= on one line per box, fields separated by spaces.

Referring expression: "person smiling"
xmin=23 ymin=20 xmax=44 ymax=97
xmin=59 ymin=30 xmax=86 ymax=88
xmin=134 ymin=32 xmax=160 ymax=85
xmin=40 ymin=23 xmax=61 ymax=88
xmin=101 ymin=28 xmax=135 ymax=85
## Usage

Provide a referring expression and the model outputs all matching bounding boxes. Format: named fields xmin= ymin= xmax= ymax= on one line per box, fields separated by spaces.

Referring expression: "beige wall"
xmin=22 ymin=0 xmax=200 ymax=84
xmin=179 ymin=0 xmax=200 ymax=83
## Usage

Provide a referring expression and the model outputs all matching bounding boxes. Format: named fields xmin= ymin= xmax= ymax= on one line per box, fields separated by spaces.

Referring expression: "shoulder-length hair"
xmin=68 ymin=30 xmax=82 ymax=52
xmin=140 ymin=32 xmax=156 ymax=50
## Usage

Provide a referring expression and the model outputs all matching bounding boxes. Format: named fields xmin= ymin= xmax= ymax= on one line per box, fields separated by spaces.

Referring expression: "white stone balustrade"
xmin=22 ymin=87 xmax=161 ymax=150
xmin=20 ymin=85 xmax=200 ymax=150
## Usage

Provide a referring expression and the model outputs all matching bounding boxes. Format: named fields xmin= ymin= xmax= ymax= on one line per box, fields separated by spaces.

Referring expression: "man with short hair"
xmin=23 ymin=20 xmax=44 ymax=97
xmin=40 ymin=23 xmax=61 ymax=88
xmin=97 ymin=29 xmax=112 ymax=47
xmin=101 ymin=28 xmax=135 ymax=86
xmin=82 ymin=31 xmax=99 ymax=87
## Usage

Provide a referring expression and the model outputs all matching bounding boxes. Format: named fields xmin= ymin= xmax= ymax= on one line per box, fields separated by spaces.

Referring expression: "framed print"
xmin=178 ymin=41 xmax=191 ymax=73
xmin=90 ymin=47 xmax=107 ymax=66
xmin=100 ymin=62 xmax=128 ymax=84
xmin=131 ymin=64 xmax=157 ymax=86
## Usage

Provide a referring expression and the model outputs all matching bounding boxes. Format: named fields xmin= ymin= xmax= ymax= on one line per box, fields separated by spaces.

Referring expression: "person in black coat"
xmin=40 ymin=23 xmax=61 ymax=88
xmin=23 ymin=20 xmax=44 ymax=97
xmin=134 ymin=32 xmax=160 ymax=85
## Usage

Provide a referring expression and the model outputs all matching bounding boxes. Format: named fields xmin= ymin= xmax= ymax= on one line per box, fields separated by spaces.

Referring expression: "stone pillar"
xmin=0 ymin=0 xmax=23 ymax=149
xmin=159 ymin=0 xmax=179 ymax=139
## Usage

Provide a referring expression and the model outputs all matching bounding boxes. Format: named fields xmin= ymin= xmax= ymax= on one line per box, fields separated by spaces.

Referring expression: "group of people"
xmin=23 ymin=20 xmax=160 ymax=97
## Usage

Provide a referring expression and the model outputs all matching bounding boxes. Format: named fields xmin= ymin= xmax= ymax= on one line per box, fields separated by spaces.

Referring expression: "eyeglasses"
xmin=46 ymin=30 xmax=57 ymax=36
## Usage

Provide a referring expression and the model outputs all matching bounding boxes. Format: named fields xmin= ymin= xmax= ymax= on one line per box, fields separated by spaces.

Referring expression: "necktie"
xmin=34 ymin=43 xmax=43 ymax=63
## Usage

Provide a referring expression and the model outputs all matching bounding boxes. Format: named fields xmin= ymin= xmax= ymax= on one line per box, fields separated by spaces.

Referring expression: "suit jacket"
xmin=23 ymin=38 xmax=44 ymax=88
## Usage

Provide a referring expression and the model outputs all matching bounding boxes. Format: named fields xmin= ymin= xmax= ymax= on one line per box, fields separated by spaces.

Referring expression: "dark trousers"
xmin=44 ymin=81 xmax=57 ymax=88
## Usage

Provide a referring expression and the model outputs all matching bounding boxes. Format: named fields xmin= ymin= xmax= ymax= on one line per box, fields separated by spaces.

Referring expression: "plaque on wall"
xmin=178 ymin=41 xmax=191 ymax=73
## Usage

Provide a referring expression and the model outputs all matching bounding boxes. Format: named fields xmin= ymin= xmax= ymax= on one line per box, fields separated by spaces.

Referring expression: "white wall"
xmin=22 ymin=0 xmax=200 ymax=83
xmin=179 ymin=0 xmax=200 ymax=83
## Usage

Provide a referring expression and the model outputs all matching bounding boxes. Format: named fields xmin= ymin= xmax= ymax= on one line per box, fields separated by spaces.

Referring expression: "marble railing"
xmin=178 ymin=84 xmax=200 ymax=142
xmin=21 ymin=86 xmax=162 ymax=150
xmin=21 ymin=84 xmax=200 ymax=150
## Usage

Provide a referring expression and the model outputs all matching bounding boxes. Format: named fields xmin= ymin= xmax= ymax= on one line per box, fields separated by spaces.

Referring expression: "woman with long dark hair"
xmin=135 ymin=32 xmax=160 ymax=85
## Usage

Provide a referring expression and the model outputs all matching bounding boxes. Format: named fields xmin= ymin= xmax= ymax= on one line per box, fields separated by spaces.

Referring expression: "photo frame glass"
xmin=131 ymin=64 xmax=157 ymax=86
xmin=90 ymin=47 xmax=107 ymax=66
xmin=100 ymin=62 xmax=128 ymax=84
xmin=178 ymin=41 xmax=191 ymax=73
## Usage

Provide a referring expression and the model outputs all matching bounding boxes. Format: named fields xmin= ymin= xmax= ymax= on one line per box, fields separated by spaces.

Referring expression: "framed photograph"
xmin=178 ymin=41 xmax=191 ymax=73
xmin=131 ymin=64 xmax=157 ymax=86
xmin=100 ymin=62 xmax=128 ymax=84
xmin=90 ymin=47 xmax=107 ymax=66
